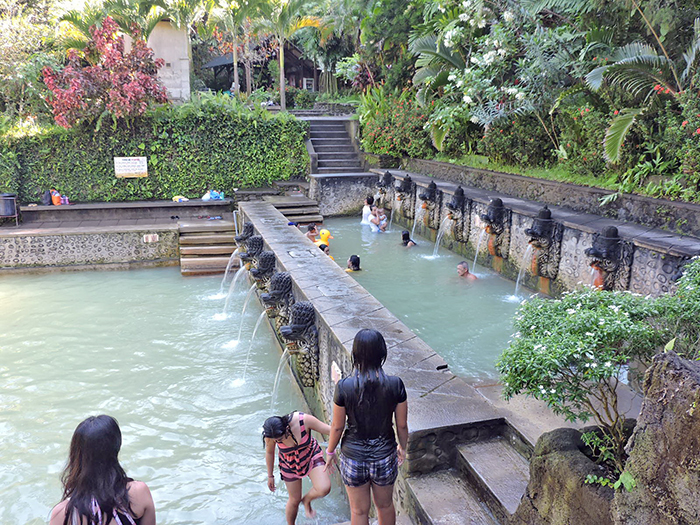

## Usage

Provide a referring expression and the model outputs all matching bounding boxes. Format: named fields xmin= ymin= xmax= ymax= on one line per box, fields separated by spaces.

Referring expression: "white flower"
xmin=515 ymin=92 xmax=525 ymax=100
xmin=463 ymin=95 xmax=473 ymax=104
xmin=470 ymin=115 xmax=479 ymax=124
xmin=503 ymin=10 xmax=514 ymax=22
xmin=531 ymin=325 xmax=536 ymax=330
xmin=550 ymin=388 xmax=556 ymax=393
xmin=477 ymin=19 xmax=486 ymax=28
xmin=448 ymin=73 xmax=456 ymax=82
xmin=591 ymin=362 xmax=598 ymax=368
xmin=459 ymin=12 xmax=470 ymax=22
xmin=599 ymin=319 xmax=605 ymax=325
xmin=585 ymin=332 xmax=594 ymax=337
xmin=605 ymin=362 xmax=612 ymax=367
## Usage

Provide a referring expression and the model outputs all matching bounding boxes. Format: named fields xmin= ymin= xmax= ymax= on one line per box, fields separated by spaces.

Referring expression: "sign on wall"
xmin=114 ymin=157 xmax=148 ymax=178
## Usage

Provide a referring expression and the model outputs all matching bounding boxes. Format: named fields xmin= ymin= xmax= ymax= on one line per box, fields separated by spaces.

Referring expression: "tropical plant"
xmin=256 ymin=0 xmax=320 ymax=110
xmin=42 ymin=16 xmax=168 ymax=128
xmin=585 ymin=13 xmax=700 ymax=162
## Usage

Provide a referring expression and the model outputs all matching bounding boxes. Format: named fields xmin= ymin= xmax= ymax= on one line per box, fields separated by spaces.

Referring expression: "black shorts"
xmin=339 ymin=450 xmax=398 ymax=487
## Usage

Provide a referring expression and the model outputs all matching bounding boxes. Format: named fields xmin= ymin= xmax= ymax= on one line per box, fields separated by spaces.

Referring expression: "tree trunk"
xmin=244 ymin=32 xmax=252 ymax=95
xmin=279 ymin=36 xmax=286 ymax=110
xmin=232 ymin=33 xmax=240 ymax=95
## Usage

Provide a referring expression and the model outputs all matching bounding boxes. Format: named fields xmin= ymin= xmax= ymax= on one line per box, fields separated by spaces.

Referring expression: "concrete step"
xmin=180 ymin=256 xmax=232 ymax=270
xmin=310 ymin=131 xmax=349 ymax=138
xmin=273 ymin=180 xmax=311 ymax=192
xmin=318 ymin=159 xmax=362 ymax=167
xmin=310 ymin=126 xmax=346 ymax=133
xmin=406 ymin=469 xmax=498 ymax=525
xmin=262 ymin=195 xmax=318 ymax=208
xmin=284 ymin=214 xmax=324 ymax=223
xmin=178 ymin=220 xmax=235 ymax=233
xmin=313 ymin=145 xmax=357 ymax=153
xmin=180 ymin=267 xmax=230 ymax=277
xmin=457 ymin=437 xmax=529 ymax=522
xmin=273 ymin=206 xmax=320 ymax=215
xmin=311 ymin=138 xmax=353 ymax=146
xmin=179 ymin=233 xmax=235 ymax=245
xmin=317 ymin=167 xmax=364 ymax=174
xmin=180 ymin=244 xmax=237 ymax=256
xmin=316 ymin=152 xmax=359 ymax=160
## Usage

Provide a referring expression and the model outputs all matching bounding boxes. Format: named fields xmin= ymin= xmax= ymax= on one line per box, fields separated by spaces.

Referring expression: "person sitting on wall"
xmin=401 ymin=231 xmax=416 ymax=247
xmin=346 ymin=255 xmax=361 ymax=272
xmin=361 ymin=196 xmax=374 ymax=225
xmin=457 ymin=261 xmax=478 ymax=281
xmin=305 ymin=224 xmax=318 ymax=243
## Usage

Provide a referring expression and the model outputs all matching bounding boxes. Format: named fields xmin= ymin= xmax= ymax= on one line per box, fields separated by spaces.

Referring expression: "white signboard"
xmin=114 ymin=156 xmax=148 ymax=178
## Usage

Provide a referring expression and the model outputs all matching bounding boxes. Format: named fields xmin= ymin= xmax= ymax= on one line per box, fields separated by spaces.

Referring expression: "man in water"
xmin=457 ymin=261 xmax=478 ymax=281
xmin=305 ymin=223 xmax=318 ymax=242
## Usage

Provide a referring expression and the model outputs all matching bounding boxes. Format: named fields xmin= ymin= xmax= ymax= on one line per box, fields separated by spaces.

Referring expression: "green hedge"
xmin=0 ymin=97 xmax=310 ymax=203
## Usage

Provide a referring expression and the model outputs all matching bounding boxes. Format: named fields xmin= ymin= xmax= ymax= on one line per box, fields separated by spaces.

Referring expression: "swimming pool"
xmin=0 ymin=268 xmax=348 ymax=524
xmin=324 ymin=217 xmax=524 ymax=382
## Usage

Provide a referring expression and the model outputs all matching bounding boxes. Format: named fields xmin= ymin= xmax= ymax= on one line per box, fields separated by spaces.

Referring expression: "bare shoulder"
xmin=127 ymin=481 xmax=154 ymax=513
xmin=49 ymin=500 xmax=69 ymax=525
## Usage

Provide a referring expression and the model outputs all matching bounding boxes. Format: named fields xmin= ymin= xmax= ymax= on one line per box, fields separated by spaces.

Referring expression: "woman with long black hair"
xmin=50 ymin=415 xmax=156 ymax=525
xmin=325 ymin=329 xmax=409 ymax=525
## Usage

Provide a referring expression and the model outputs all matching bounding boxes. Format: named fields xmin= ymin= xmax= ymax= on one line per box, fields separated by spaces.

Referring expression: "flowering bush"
xmin=360 ymin=90 xmax=434 ymax=159
xmin=557 ymin=104 xmax=608 ymax=176
xmin=480 ymin=116 xmax=554 ymax=166
xmin=42 ymin=17 xmax=168 ymax=128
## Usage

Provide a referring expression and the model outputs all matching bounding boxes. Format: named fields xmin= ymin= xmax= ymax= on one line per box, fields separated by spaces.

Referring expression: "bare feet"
xmin=302 ymin=495 xmax=316 ymax=519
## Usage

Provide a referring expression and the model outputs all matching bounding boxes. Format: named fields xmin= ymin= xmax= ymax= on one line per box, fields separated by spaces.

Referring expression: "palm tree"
xmin=58 ymin=3 xmax=108 ymax=54
xmin=104 ymin=0 xmax=166 ymax=40
xmin=214 ymin=0 xmax=266 ymax=95
xmin=585 ymin=18 xmax=700 ymax=162
xmin=258 ymin=0 xmax=320 ymax=110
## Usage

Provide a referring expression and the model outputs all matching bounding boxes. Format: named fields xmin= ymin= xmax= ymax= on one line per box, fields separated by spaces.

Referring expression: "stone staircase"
xmin=178 ymin=219 xmax=237 ymax=276
xmin=262 ymin=192 xmax=323 ymax=226
xmin=309 ymin=120 xmax=363 ymax=174
xmin=404 ymin=424 xmax=531 ymax=525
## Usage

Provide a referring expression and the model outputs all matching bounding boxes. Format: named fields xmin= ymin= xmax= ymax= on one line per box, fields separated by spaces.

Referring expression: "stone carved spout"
xmin=585 ymin=226 xmax=634 ymax=291
xmin=525 ymin=206 xmax=563 ymax=280
xmin=260 ymin=271 xmax=294 ymax=321
xmin=395 ymin=175 xmax=412 ymax=201
xmin=234 ymin=222 xmax=255 ymax=250
xmin=445 ymin=186 xmax=466 ymax=219
xmin=279 ymin=301 xmax=319 ymax=387
xmin=378 ymin=171 xmax=393 ymax=189
xmin=479 ymin=198 xmax=511 ymax=258
xmin=239 ymin=235 xmax=263 ymax=265
xmin=418 ymin=181 xmax=438 ymax=207
xmin=250 ymin=251 xmax=276 ymax=289
xmin=525 ymin=206 xmax=555 ymax=250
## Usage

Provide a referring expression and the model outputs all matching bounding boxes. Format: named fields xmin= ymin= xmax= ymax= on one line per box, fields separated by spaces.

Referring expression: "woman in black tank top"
xmin=325 ymin=329 xmax=409 ymax=525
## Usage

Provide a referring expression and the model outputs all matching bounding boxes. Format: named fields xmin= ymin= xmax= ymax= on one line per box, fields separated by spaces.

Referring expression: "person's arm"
xmin=128 ymin=481 xmax=156 ymax=525
xmin=265 ymin=438 xmax=277 ymax=492
xmin=304 ymin=413 xmax=331 ymax=437
xmin=49 ymin=500 xmax=68 ymax=525
xmin=395 ymin=400 xmax=408 ymax=465
xmin=324 ymin=403 xmax=346 ymax=471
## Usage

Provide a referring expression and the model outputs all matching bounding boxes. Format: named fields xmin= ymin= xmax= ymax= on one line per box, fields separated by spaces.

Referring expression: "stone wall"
xmin=614 ymin=352 xmax=700 ymax=525
xmin=308 ymin=173 xmax=380 ymax=216
xmin=0 ymin=226 xmax=179 ymax=271
xmin=403 ymin=158 xmax=700 ymax=238
xmin=312 ymin=170 xmax=700 ymax=298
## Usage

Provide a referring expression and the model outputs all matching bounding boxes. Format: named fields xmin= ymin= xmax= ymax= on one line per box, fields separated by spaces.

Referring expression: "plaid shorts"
xmin=339 ymin=450 xmax=398 ymax=487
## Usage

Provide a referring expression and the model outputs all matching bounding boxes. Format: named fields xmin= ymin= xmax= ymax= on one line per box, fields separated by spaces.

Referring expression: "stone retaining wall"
xmin=308 ymin=173 xmax=380 ymax=216
xmin=0 ymin=226 xmax=179 ymax=271
xmin=310 ymin=170 xmax=700 ymax=297
xmin=403 ymin=158 xmax=700 ymax=238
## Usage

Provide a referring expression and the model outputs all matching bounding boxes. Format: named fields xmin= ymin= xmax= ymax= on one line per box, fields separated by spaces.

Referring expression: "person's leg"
xmin=371 ymin=483 xmax=396 ymax=525
xmin=284 ymin=480 xmax=302 ymax=525
xmin=301 ymin=465 xmax=331 ymax=518
xmin=345 ymin=483 xmax=372 ymax=525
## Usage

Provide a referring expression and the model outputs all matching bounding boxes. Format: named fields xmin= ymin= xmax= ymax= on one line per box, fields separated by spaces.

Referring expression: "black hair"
xmin=349 ymin=254 xmax=361 ymax=271
xmin=458 ymin=261 xmax=469 ymax=269
xmin=318 ymin=243 xmax=328 ymax=252
xmin=59 ymin=415 xmax=134 ymax=525
xmin=402 ymin=231 xmax=415 ymax=246
xmin=366 ymin=195 xmax=374 ymax=206
xmin=306 ymin=223 xmax=317 ymax=232
xmin=262 ymin=413 xmax=297 ymax=447
xmin=348 ymin=329 xmax=388 ymax=406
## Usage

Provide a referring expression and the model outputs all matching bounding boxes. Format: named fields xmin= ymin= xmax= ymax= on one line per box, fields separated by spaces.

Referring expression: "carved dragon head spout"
xmin=250 ymin=251 xmax=276 ymax=287
xmin=445 ymin=186 xmax=466 ymax=218
xmin=525 ymin=205 xmax=555 ymax=249
xmin=260 ymin=271 xmax=294 ymax=317
xmin=279 ymin=301 xmax=317 ymax=355
xmin=234 ymin=222 xmax=255 ymax=249
xmin=395 ymin=175 xmax=412 ymax=201
xmin=480 ymin=197 xmax=506 ymax=235
xmin=585 ymin=226 xmax=634 ymax=291
xmin=418 ymin=181 xmax=438 ymax=204
xmin=239 ymin=235 xmax=263 ymax=265
xmin=378 ymin=171 xmax=393 ymax=189
xmin=585 ymin=226 xmax=622 ymax=271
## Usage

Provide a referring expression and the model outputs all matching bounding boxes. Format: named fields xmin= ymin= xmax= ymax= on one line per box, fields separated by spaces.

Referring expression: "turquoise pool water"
xmin=324 ymin=217 xmax=524 ymax=382
xmin=0 ymin=268 xmax=348 ymax=525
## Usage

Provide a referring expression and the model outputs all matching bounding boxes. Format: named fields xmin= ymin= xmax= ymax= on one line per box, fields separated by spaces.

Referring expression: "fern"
xmin=604 ymin=108 xmax=644 ymax=163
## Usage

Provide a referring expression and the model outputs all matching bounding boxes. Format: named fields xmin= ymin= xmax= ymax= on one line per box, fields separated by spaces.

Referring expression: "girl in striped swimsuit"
xmin=263 ymin=411 xmax=332 ymax=524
